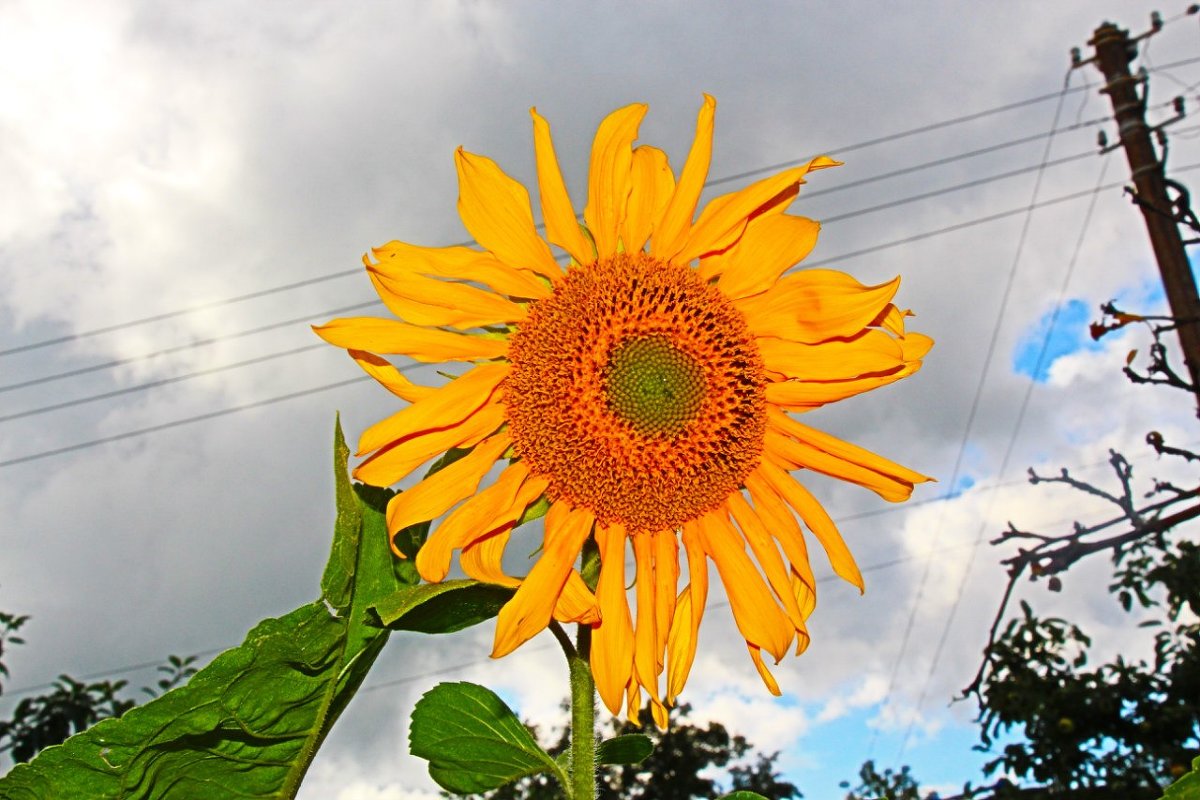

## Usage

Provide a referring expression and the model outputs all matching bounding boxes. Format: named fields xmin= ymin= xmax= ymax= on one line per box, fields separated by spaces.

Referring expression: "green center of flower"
xmin=605 ymin=335 xmax=707 ymax=436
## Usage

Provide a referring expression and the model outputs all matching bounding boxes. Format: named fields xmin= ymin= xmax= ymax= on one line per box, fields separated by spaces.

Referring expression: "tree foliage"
xmin=974 ymin=536 xmax=1199 ymax=797
xmin=0 ymin=609 xmax=198 ymax=766
xmin=481 ymin=702 xmax=802 ymax=800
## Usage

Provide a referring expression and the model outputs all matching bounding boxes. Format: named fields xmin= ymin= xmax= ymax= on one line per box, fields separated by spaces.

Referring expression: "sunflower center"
xmin=504 ymin=252 xmax=767 ymax=533
xmin=605 ymin=336 xmax=706 ymax=436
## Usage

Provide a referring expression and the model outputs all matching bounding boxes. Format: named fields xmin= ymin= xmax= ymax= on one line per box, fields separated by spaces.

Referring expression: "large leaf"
xmin=596 ymin=733 xmax=653 ymax=765
xmin=1162 ymin=755 xmax=1200 ymax=800
xmin=0 ymin=418 xmax=403 ymax=799
xmin=409 ymin=681 xmax=566 ymax=794
xmin=372 ymin=579 xmax=514 ymax=634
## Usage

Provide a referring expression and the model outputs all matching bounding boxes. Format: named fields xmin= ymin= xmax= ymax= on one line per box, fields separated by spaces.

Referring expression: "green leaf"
xmin=0 ymin=418 xmax=403 ymax=799
xmin=410 ymin=681 xmax=565 ymax=794
xmin=372 ymin=579 xmax=514 ymax=634
xmin=1162 ymin=755 xmax=1200 ymax=800
xmin=717 ymin=792 xmax=771 ymax=800
xmin=596 ymin=733 xmax=653 ymax=765
xmin=321 ymin=413 xmax=361 ymax=611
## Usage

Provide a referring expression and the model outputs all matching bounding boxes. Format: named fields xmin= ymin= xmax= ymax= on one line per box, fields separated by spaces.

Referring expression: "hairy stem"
xmin=568 ymin=624 xmax=596 ymax=800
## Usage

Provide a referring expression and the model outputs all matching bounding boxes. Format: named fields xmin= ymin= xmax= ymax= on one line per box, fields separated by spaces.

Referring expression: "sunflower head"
xmin=315 ymin=95 xmax=932 ymax=724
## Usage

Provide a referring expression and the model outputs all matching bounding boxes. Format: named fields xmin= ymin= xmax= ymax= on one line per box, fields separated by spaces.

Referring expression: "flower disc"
xmin=505 ymin=252 xmax=767 ymax=533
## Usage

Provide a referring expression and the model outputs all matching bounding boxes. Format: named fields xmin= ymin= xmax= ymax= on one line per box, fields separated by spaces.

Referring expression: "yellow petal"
xmin=902 ymin=331 xmax=935 ymax=360
xmin=367 ymin=269 xmax=527 ymax=330
xmin=592 ymin=523 xmax=635 ymax=715
xmin=584 ymin=103 xmax=648 ymax=258
xmin=758 ymin=329 xmax=906 ymax=383
xmin=768 ymin=408 xmax=931 ymax=498
xmin=765 ymin=362 xmax=922 ymax=410
xmin=357 ymin=363 xmax=509 ymax=456
xmin=354 ymin=399 xmax=506 ymax=489
xmin=631 ymin=532 xmax=662 ymax=707
xmin=313 ymin=317 xmax=508 ymax=362
xmin=531 ymin=108 xmax=594 ymax=265
xmin=370 ymin=241 xmax=550 ymax=300
xmin=416 ymin=460 xmax=541 ymax=583
xmin=455 ymin=147 xmax=561 ymax=282
xmin=666 ymin=522 xmax=708 ymax=704
xmin=734 ymin=271 xmax=900 ymax=344
xmin=347 ymin=350 xmax=435 ymax=403
xmin=554 ymin=570 xmax=601 ymax=625
xmin=757 ymin=461 xmax=864 ymax=592
xmin=748 ymin=645 xmax=782 ymax=696
xmin=623 ymin=146 xmax=675 ymax=254
xmin=874 ymin=303 xmax=913 ymax=337
xmin=790 ymin=570 xmax=814 ymax=655
xmin=743 ymin=469 xmax=817 ymax=600
xmin=766 ymin=430 xmax=913 ymax=503
xmin=679 ymin=156 xmax=838 ymax=264
xmin=651 ymin=529 xmax=679 ymax=672
xmin=461 ymin=527 xmax=517 ymax=586
xmin=650 ymin=700 xmax=669 ymax=731
xmin=385 ymin=431 xmax=511 ymax=541
xmin=724 ymin=492 xmax=808 ymax=632
xmin=653 ymin=94 xmax=716 ymax=261
xmin=625 ymin=682 xmax=643 ymax=725
xmin=492 ymin=503 xmax=595 ymax=658
xmin=697 ymin=510 xmax=793 ymax=662
xmin=703 ymin=213 xmax=820 ymax=299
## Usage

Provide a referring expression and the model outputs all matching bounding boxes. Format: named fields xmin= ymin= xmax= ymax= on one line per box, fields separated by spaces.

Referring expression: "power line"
xmin=805 ymin=158 xmax=1200 ymax=270
xmin=707 ymin=84 xmax=1098 ymax=190
xmin=895 ymin=152 xmax=1115 ymax=761
xmin=0 ymin=344 xmax=328 ymax=424
xmin=820 ymin=149 xmax=1095 ymax=224
xmin=0 ymin=147 xmax=1101 ymax=424
xmin=869 ymin=67 xmax=1077 ymax=761
xmin=0 ymin=270 xmax=367 ymax=358
xmin=8 ymin=162 xmax=1195 ymax=471
xmin=5 ymin=95 xmax=1156 ymax=405
xmin=1 ymin=127 xmax=1112 ymax=403
xmin=0 ymin=376 xmax=371 ymax=469
xmin=0 ymin=82 xmax=1119 ymax=361
xmin=3 ymin=437 xmax=1177 ymax=700
xmin=0 ymin=540 xmax=994 ymax=701
xmin=801 ymin=113 xmax=1112 ymax=201
xmin=0 ymin=300 xmax=382 ymax=395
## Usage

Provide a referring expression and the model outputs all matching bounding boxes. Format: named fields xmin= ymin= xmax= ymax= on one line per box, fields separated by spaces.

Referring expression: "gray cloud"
xmin=1 ymin=1 xmax=1195 ymax=796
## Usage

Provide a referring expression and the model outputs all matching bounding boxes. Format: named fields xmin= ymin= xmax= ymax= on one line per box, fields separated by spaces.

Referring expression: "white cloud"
xmin=4 ymin=2 xmax=1197 ymax=798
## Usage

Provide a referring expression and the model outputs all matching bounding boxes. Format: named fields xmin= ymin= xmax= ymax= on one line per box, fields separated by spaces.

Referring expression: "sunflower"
xmin=315 ymin=95 xmax=932 ymax=727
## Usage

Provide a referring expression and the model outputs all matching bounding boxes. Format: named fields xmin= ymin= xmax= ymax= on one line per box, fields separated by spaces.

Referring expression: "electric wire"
xmin=894 ymin=152 xmax=1115 ymax=761
xmin=0 ymin=269 xmax=367 ymax=358
xmin=0 ymin=376 xmax=371 ymax=469
xmin=15 ymin=161 xmax=1200 ymax=471
xmin=7 ymin=59 xmax=1197 ymax=367
xmin=820 ymin=149 xmax=1095 ymax=224
xmin=0 ymin=300 xmax=383 ymax=395
xmin=0 ymin=147 xmax=1102 ymax=425
xmin=0 ymin=344 xmax=329 ymax=424
xmin=867 ymin=68 xmax=1077 ymax=760
xmin=3 ymin=438 xmax=1174 ymax=701
xmin=0 ymin=83 xmax=1108 ymax=361
xmin=0 ymin=121 xmax=1115 ymax=401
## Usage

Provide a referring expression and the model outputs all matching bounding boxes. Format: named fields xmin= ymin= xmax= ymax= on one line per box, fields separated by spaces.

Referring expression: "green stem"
xmin=568 ymin=624 xmax=597 ymax=800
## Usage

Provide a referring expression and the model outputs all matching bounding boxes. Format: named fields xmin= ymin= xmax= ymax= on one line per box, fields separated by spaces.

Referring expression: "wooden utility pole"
xmin=1089 ymin=21 xmax=1200 ymax=411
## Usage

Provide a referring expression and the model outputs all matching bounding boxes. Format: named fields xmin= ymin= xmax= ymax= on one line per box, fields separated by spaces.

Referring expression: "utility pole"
xmin=1088 ymin=20 xmax=1200 ymax=412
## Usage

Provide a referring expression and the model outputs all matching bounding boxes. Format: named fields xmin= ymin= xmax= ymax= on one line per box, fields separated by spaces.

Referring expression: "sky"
xmin=2 ymin=2 xmax=1200 ymax=798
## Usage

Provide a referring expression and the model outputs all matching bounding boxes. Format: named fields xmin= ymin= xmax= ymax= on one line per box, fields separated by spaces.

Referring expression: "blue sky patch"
xmin=1012 ymin=299 xmax=1104 ymax=382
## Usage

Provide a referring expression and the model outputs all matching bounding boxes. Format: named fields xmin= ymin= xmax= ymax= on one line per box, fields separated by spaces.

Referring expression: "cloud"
xmin=1012 ymin=298 xmax=1103 ymax=382
xmin=4 ymin=2 xmax=1198 ymax=798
